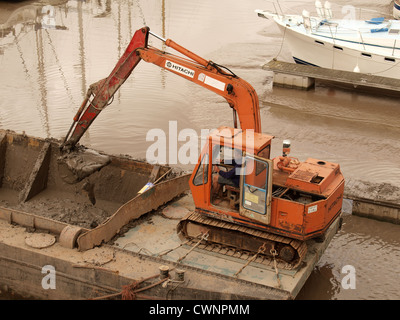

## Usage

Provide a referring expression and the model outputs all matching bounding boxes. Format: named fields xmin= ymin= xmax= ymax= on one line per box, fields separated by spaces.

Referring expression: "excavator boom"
xmin=61 ymin=27 xmax=149 ymax=151
xmin=61 ymin=27 xmax=260 ymax=151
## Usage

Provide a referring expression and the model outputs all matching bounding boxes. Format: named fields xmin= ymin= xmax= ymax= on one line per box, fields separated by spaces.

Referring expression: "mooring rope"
xmin=234 ymin=243 xmax=267 ymax=278
xmin=91 ymin=273 xmax=169 ymax=300
xmin=274 ymin=25 xmax=288 ymax=61
xmin=270 ymin=249 xmax=282 ymax=289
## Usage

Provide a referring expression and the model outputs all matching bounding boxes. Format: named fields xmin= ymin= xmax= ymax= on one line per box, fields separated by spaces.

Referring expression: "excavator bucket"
xmin=58 ymin=27 xmax=150 ymax=182
xmin=57 ymin=147 xmax=111 ymax=184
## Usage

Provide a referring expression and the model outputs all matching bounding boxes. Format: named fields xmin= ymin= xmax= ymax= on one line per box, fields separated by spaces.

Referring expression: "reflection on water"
xmin=0 ymin=0 xmax=399 ymax=300
xmin=297 ymin=214 xmax=400 ymax=300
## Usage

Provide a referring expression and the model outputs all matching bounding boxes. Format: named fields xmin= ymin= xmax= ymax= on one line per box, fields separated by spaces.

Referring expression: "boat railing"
xmin=312 ymin=21 xmax=400 ymax=56
xmin=262 ymin=0 xmax=392 ymax=22
xmin=266 ymin=1 xmax=400 ymax=56
xmin=358 ymin=31 xmax=367 ymax=51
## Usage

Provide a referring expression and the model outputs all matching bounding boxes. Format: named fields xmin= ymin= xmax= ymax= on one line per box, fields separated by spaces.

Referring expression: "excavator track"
xmin=177 ymin=211 xmax=307 ymax=270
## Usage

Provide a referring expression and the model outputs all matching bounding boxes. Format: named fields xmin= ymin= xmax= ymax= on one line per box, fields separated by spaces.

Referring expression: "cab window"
xmin=256 ymin=145 xmax=270 ymax=175
xmin=193 ymin=153 xmax=209 ymax=186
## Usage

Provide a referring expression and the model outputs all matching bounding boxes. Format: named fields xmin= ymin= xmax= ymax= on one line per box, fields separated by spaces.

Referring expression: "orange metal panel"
xmin=271 ymin=198 xmax=305 ymax=235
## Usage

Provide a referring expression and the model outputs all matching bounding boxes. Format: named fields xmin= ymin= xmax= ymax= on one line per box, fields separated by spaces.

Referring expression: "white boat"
xmin=256 ymin=1 xmax=400 ymax=79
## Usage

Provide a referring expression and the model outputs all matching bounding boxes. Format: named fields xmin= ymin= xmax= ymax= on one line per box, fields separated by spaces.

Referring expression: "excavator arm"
xmin=61 ymin=26 xmax=261 ymax=151
xmin=61 ymin=27 xmax=149 ymax=151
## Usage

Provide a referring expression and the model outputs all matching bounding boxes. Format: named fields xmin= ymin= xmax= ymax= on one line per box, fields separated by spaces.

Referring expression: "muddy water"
xmin=0 ymin=0 xmax=399 ymax=299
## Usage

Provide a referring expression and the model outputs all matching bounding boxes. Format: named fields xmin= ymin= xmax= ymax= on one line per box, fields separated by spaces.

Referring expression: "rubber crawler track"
xmin=178 ymin=211 xmax=307 ymax=270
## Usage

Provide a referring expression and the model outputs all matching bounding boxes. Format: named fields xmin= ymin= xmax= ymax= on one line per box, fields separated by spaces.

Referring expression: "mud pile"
xmin=344 ymin=178 xmax=400 ymax=204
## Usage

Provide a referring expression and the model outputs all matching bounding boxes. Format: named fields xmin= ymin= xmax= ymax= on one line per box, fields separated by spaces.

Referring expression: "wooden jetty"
xmin=264 ymin=59 xmax=400 ymax=94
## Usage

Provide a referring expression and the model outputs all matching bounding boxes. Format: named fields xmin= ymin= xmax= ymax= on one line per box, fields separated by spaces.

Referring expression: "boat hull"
xmin=256 ymin=9 xmax=400 ymax=79
xmin=275 ymin=22 xmax=400 ymax=79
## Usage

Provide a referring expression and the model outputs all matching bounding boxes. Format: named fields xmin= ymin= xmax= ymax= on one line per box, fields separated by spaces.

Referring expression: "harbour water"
xmin=0 ymin=0 xmax=399 ymax=299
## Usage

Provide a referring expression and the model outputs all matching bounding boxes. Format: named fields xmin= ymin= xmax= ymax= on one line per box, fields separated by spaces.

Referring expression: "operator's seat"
xmin=225 ymin=185 xmax=240 ymax=209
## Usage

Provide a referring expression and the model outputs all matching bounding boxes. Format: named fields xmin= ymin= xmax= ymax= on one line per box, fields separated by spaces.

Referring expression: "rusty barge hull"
xmin=0 ymin=129 xmax=342 ymax=300
xmin=0 ymin=219 xmax=292 ymax=300
xmin=0 ymin=213 xmax=341 ymax=300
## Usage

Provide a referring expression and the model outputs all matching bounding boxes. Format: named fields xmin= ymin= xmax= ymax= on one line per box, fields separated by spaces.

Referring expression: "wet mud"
xmin=0 ymin=130 xmax=171 ymax=230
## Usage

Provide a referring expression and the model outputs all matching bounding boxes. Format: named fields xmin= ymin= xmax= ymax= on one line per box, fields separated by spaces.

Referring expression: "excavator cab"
xmin=189 ymin=126 xmax=275 ymax=227
xmin=239 ymin=153 xmax=273 ymax=225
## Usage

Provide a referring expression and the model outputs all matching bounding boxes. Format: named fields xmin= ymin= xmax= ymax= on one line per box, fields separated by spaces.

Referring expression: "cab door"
xmin=239 ymin=155 xmax=273 ymax=225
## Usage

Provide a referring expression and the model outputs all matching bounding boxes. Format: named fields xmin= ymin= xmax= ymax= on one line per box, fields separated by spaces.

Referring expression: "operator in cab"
xmin=212 ymin=148 xmax=242 ymax=201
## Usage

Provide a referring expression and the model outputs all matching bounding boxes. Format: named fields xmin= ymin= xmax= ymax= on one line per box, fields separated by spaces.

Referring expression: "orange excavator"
xmin=61 ymin=27 xmax=344 ymax=269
